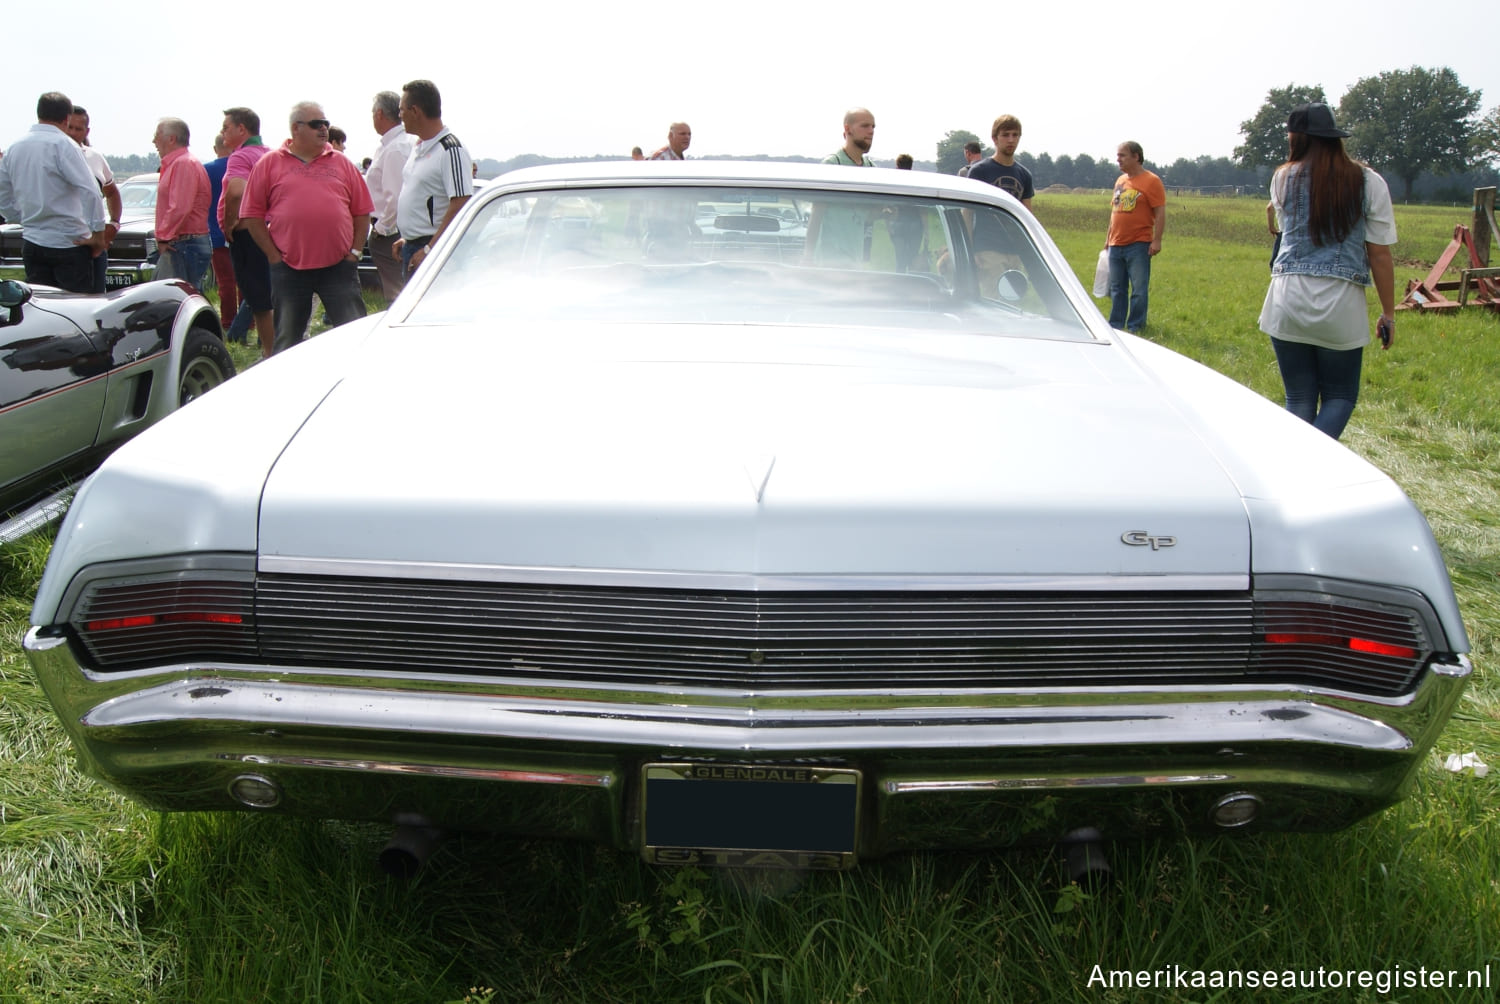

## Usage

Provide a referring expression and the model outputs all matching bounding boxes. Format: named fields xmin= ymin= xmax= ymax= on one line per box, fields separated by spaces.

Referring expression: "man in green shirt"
xmin=822 ymin=108 xmax=875 ymax=167
xmin=807 ymin=108 xmax=876 ymax=264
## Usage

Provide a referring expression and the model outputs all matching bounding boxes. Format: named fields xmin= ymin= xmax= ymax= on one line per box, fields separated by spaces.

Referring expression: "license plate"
xmin=641 ymin=763 xmax=860 ymax=869
xmin=104 ymin=273 xmax=139 ymax=289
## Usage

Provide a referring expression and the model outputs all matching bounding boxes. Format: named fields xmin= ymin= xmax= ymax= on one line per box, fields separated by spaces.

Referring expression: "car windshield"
xmin=402 ymin=186 xmax=1091 ymax=338
xmin=120 ymin=182 xmax=157 ymax=210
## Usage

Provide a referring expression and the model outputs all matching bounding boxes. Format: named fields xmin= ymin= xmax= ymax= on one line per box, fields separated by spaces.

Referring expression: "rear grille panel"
xmin=218 ymin=575 xmax=1434 ymax=696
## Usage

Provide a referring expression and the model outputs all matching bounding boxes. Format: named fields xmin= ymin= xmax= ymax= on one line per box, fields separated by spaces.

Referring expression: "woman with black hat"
xmin=1257 ymin=102 xmax=1397 ymax=440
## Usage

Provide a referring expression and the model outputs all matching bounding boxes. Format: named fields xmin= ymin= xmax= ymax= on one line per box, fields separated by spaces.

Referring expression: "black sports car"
xmin=0 ymin=277 xmax=234 ymax=540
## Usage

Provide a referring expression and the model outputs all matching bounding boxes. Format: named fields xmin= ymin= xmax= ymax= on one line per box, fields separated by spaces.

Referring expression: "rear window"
xmin=403 ymin=186 xmax=1090 ymax=339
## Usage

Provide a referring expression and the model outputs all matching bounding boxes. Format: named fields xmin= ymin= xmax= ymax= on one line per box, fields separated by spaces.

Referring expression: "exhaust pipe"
xmin=378 ymin=825 xmax=447 ymax=878
xmin=1059 ymin=826 xmax=1113 ymax=887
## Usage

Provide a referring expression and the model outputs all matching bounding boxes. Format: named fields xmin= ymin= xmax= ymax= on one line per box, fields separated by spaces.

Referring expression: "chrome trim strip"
xmin=256 ymin=555 xmax=1247 ymax=593
xmin=886 ymin=773 xmax=1235 ymax=793
xmin=217 ymin=753 xmax=612 ymax=788
xmin=0 ymin=486 xmax=75 ymax=544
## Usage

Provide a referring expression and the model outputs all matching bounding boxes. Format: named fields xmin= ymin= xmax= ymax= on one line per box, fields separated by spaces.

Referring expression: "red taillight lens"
xmin=84 ymin=614 xmax=159 ymax=632
xmin=1265 ymin=631 xmax=1417 ymax=659
xmin=1265 ymin=632 xmax=1338 ymax=647
xmin=85 ymin=611 xmax=245 ymax=632
xmin=1348 ymin=637 xmax=1418 ymax=659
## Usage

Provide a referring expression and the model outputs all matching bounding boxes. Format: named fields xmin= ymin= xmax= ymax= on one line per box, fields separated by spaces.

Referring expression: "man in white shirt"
xmin=649 ymin=123 xmax=691 ymax=161
xmin=394 ymin=79 xmax=473 ymax=279
xmin=0 ymin=92 xmax=110 ymax=293
xmin=365 ymin=90 xmax=414 ymax=303
xmin=64 ymin=105 xmax=123 ymax=293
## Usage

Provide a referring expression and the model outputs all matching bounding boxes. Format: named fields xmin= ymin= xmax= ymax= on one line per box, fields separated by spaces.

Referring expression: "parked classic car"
xmin=0 ymin=173 xmax=160 ymax=289
xmin=25 ymin=163 xmax=1471 ymax=874
xmin=0 ymin=277 xmax=233 ymax=541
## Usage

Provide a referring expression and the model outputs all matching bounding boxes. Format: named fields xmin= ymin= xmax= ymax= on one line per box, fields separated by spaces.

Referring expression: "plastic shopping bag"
xmin=1092 ymin=249 xmax=1109 ymax=297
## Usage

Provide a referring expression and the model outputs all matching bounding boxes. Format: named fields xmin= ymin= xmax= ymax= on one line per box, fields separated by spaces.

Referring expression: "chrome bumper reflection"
xmin=25 ymin=629 xmax=1472 ymax=857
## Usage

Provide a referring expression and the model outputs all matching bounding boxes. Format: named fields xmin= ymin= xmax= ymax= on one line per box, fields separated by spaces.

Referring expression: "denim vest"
xmin=1271 ymin=165 xmax=1369 ymax=285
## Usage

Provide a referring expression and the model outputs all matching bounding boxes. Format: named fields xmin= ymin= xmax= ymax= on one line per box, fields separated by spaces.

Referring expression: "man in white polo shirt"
xmin=394 ymin=79 xmax=472 ymax=280
xmin=64 ymin=105 xmax=122 ymax=293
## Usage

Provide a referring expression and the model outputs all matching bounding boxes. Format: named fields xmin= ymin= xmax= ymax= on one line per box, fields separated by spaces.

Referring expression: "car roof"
xmin=484 ymin=160 xmax=1022 ymax=206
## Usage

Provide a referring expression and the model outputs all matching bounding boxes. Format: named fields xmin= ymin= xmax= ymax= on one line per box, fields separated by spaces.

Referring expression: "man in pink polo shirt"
xmin=240 ymin=101 xmax=373 ymax=355
xmin=152 ymin=117 xmax=212 ymax=290
xmin=219 ymin=106 xmax=275 ymax=356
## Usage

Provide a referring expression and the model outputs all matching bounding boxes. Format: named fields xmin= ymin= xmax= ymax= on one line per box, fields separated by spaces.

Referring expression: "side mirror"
xmin=0 ymin=278 xmax=32 ymax=325
xmin=0 ymin=278 xmax=33 ymax=309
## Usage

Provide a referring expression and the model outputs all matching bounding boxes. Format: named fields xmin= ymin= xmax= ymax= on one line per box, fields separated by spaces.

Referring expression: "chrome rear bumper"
xmin=25 ymin=628 xmax=1471 ymax=862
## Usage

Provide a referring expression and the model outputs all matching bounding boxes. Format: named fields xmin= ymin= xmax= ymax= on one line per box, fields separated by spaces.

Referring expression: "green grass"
xmin=3 ymin=196 xmax=1498 ymax=1002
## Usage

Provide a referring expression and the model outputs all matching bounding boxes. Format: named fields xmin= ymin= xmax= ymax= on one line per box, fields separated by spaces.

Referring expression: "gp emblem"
xmin=1122 ymin=530 xmax=1176 ymax=550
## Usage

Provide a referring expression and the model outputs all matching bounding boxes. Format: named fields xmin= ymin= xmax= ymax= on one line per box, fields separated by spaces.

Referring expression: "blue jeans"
xmin=1107 ymin=242 xmax=1152 ymax=332
xmin=1270 ymin=337 xmax=1363 ymax=439
xmin=225 ymin=300 xmax=253 ymax=343
xmin=400 ymin=235 xmax=432 ymax=280
xmin=157 ymin=234 xmax=213 ymax=291
xmin=269 ymin=259 xmax=366 ymax=354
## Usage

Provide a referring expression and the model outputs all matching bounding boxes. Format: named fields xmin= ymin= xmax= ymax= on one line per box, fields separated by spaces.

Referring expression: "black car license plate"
xmin=641 ymin=763 xmax=860 ymax=869
xmin=104 ymin=273 xmax=138 ymax=289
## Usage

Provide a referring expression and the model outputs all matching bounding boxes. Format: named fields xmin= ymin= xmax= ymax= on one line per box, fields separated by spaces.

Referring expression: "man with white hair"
xmin=364 ymin=90 xmax=413 ymax=303
xmin=649 ymin=123 xmax=691 ymax=161
xmin=240 ymin=101 xmax=373 ymax=354
xmin=152 ymin=116 xmax=212 ymax=289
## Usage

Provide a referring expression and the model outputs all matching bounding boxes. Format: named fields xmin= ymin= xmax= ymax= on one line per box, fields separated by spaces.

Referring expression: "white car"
xmin=25 ymin=162 xmax=1471 ymax=873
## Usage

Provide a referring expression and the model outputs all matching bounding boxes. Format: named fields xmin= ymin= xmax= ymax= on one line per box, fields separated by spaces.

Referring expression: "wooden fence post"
xmin=1474 ymin=187 xmax=1496 ymax=267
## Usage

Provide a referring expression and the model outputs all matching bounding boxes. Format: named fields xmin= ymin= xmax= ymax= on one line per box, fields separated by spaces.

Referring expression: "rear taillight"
xmin=71 ymin=574 xmax=256 ymax=670
xmin=1254 ymin=596 xmax=1430 ymax=693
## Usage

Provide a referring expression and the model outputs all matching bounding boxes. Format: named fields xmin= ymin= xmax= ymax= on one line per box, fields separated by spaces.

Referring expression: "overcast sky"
xmin=6 ymin=0 xmax=1496 ymax=170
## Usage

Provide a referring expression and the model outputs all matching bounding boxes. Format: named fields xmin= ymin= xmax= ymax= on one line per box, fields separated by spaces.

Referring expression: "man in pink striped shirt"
xmin=152 ymin=117 xmax=212 ymax=290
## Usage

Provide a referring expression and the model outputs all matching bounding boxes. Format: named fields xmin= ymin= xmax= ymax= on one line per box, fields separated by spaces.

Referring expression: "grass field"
xmin=2 ymin=194 xmax=1497 ymax=1002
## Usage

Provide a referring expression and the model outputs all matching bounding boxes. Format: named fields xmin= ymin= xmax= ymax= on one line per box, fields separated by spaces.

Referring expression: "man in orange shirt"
xmin=1105 ymin=140 xmax=1166 ymax=333
xmin=152 ymin=117 xmax=212 ymax=290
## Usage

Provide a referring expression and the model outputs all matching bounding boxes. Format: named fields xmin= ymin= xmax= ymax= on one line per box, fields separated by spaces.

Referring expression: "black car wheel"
xmin=178 ymin=326 xmax=236 ymax=406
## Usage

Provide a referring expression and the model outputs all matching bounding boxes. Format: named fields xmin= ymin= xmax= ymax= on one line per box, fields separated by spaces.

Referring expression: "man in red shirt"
xmin=240 ymin=101 xmax=373 ymax=354
xmin=152 ymin=117 xmax=212 ymax=290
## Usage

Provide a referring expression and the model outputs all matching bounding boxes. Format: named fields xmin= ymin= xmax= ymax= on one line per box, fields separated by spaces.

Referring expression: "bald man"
xmin=823 ymin=108 xmax=875 ymax=167
xmin=806 ymin=107 xmax=877 ymax=265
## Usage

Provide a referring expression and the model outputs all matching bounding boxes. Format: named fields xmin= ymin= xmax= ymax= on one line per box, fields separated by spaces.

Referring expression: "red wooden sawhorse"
xmin=1398 ymin=224 xmax=1500 ymax=312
